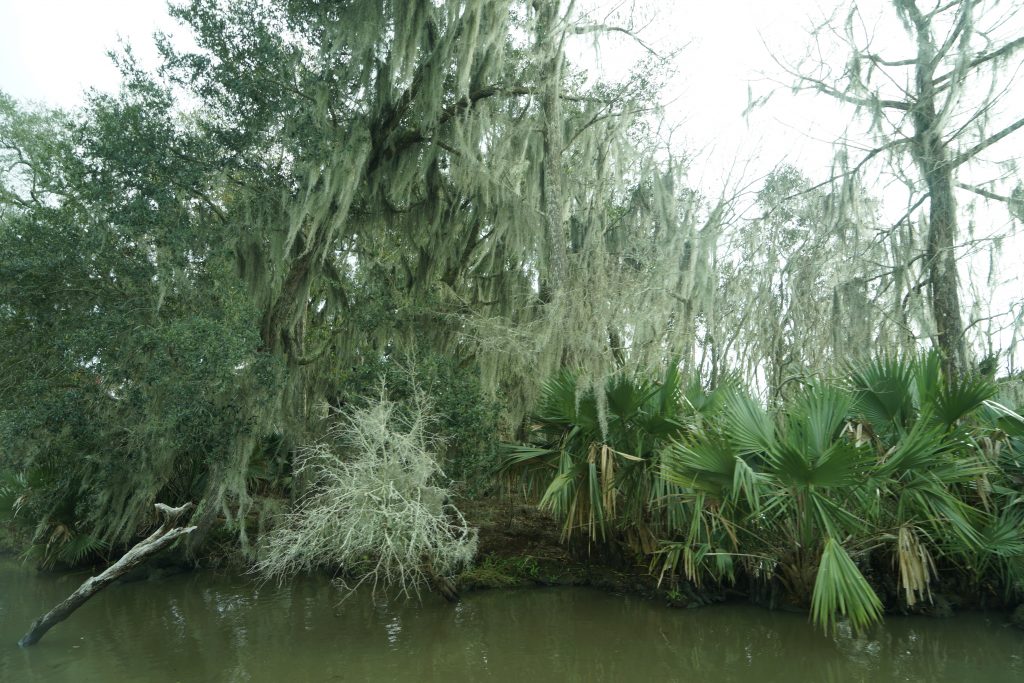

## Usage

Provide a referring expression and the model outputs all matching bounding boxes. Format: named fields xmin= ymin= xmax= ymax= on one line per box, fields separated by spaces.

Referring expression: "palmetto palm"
xmin=499 ymin=365 xmax=723 ymax=553
xmin=507 ymin=354 xmax=1024 ymax=632
xmin=851 ymin=354 xmax=1024 ymax=601
xmin=662 ymin=385 xmax=880 ymax=632
xmin=661 ymin=352 xmax=1023 ymax=633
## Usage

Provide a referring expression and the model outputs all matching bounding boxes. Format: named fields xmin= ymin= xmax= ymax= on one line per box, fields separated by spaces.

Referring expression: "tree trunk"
xmin=907 ymin=2 xmax=966 ymax=377
xmin=19 ymin=503 xmax=196 ymax=647
xmin=537 ymin=0 xmax=568 ymax=292
xmin=924 ymin=164 xmax=965 ymax=378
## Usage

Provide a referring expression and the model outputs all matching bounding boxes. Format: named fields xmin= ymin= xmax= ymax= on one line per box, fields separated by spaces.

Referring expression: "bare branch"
xmin=934 ymin=35 xmax=1024 ymax=87
xmin=932 ymin=2 xmax=973 ymax=66
xmin=779 ymin=137 xmax=912 ymax=202
xmin=952 ymin=114 xmax=1024 ymax=167
xmin=864 ymin=53 xmax=917 ymax=67
xmin=792 ymin=71 xmax=912 ymax=111
xmin=572 ymin=23 xmax=662 ymax=58
xmin=955 ymin=181 xmax=1011 ymax=203
xmin=927 ymin=1 xmax=964 ymax=20
xmin=887 ymin=193 xmax=931 ymax=236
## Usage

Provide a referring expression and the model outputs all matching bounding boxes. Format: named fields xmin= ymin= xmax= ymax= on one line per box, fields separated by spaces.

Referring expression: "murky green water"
xmin=1 ymin=557 xmax=1022 ymax=682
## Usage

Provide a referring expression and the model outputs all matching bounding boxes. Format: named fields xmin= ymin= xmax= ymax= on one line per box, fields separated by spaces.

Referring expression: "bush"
xmin=504 ymin=354 xmax=1024 ymax=633
xmin=499 ymin=365 xmax=731 ymax=552
xmin=253 ymin=384 xmax=478 ymax=597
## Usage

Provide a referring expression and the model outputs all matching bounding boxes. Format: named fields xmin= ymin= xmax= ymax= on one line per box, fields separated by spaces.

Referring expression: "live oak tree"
xmin=0 ymin=86 xmax=265 ymax=561
xmin=783 ymin=0 xmax=1024 ymax=377
xmin=2 ymin=0 xmax=716 ymax=559
xmin=154 ymin=0 xmax=707 ymax=541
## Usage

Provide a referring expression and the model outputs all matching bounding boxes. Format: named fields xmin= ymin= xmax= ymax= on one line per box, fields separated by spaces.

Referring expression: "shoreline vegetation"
xmin=5 ymin=491 xmax=1023 ymax=630
xmin=2 ymin=0 xmax=1024 ymax=643
xmin=2 ymin=325 xmax=1023 ymax=635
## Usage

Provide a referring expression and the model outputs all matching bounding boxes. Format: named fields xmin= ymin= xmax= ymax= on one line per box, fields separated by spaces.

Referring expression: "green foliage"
xmin=0 ymin=88 xmax=275 ymax=561
xmin=0 ymin=0 xmax=713 ymax=567
xmin=811 ymin=538 xmax=884 ymax=635
xmin=663 ymin=353 xmax=1024 ymax=631
xmin=706 ymin=165 xmax=905 ymax=400
xmin=500 ymin=365 xmax=728 ymax=553
xmin=509 ymin=354 xmax=1024 ymax=632
xmin=2 ymin=5 xmax=1021 ymax=625
xmin=848 ymin=352 xmax=998 ymax=436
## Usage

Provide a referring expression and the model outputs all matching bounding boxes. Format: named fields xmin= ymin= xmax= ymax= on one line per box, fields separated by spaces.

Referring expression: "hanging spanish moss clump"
xmin=461 ymin=124 xmax=723 ymax=431
xmin=147 ymin=0 xmax=720 ymax=531
xmin=699 ymin=160 xmax=933 ymax=402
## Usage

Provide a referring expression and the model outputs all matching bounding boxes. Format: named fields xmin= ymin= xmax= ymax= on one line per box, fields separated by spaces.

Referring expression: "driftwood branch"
xmin=19 ymin=502 xmax=196 ymax=647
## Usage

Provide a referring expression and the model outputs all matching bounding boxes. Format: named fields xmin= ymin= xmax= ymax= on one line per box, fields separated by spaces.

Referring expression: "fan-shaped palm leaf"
xmin=848 ymin=355 xmax=915 ymax=433
xmin=727 ymin=394 xmax=777 ymax=454
xmin=662 ymin=437 xmax=762 ymax=512
xmin=932 ymin=372 xmax=997 ymax=428
xmin=787 ymin=386 xmax=856 ymax=455
xmin=810 ymin=537 xmax=883 ymax=634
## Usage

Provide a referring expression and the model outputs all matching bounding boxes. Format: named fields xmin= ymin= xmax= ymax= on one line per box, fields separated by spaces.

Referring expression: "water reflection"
xmin=1 ymin=557 xmax=1022 ymax=682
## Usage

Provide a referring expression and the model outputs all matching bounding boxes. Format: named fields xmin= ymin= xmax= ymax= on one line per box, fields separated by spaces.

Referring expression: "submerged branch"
xmin=19 ymin=503 xmax=196 ymax=648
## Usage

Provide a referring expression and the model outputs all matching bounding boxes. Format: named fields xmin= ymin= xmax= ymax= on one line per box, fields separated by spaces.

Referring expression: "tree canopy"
xmin=2 ymin=0 xmax=715 ymax=555
xmin=1 ymin=2 xmax=1022 ymax=616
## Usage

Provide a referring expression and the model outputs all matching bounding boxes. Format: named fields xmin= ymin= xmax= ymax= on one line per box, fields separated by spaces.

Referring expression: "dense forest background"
xmin=2 ymin=0 xmax=1024 ymax=631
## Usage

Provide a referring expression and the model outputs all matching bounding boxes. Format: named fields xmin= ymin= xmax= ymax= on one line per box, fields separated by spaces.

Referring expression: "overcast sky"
xmin=0 ymin=1 xmax=172 ymax=106
xmin=0 ymin=0 xmax=977 ymax=203
xmin=0 ymin=1 xmax=839 ymax=172
xmin=1 ymin=0 xmax=1016 ymax=176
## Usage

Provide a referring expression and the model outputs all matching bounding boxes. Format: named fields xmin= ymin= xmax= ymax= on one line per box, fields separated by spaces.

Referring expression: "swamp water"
xmin=2 ymin=557 xmax=1022 ymax=682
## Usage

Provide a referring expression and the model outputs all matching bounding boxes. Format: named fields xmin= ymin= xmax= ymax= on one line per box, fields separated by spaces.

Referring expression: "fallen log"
xmin=19 ymin=502 xmax=197 ymax=647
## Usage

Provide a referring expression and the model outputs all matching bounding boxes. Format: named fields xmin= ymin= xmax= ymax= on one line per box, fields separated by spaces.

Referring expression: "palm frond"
xmin=810 ymin=537 xmax=883 ymax=634
xmin=848 ymin=355 xmax=915 ymax=432
xmin=932 ymin=373 xmax=997 ymax=428
xmin=875 ymin=419 xmax=948 ymax=476
xmin=663 ymin=437 xmax=762 ymax=512
xmin=788 ymin=386 xmax=856 ymax=455
xmin=727 ymin=394 xmax=776 ymax=454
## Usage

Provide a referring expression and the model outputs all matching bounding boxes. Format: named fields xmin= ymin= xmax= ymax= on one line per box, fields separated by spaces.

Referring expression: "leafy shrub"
xmin=505 ymin=354 xmax=1024 ymax=633
xmin=661 ymin=352 xmax=1024 ymax=632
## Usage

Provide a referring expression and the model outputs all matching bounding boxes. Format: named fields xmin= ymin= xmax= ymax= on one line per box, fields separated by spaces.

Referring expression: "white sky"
xmin=0 ymin=0 xmax=172 ymax=106
xmin=1 ymin=0 xmax=1021 ymax=368
xmin=0 ymin=0 xmax=846 ymax=169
